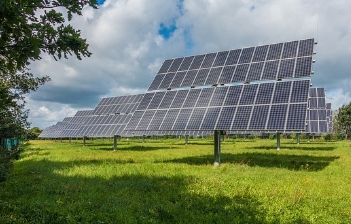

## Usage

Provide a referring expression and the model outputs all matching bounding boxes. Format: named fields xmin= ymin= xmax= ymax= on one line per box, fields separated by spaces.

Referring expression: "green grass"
xmin=1 ymin=137 xmax=351 ymax=223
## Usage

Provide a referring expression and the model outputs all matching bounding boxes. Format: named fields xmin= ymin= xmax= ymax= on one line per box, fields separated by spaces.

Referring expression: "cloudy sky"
xmin=27 ymin=0 xmax=351 ymax=129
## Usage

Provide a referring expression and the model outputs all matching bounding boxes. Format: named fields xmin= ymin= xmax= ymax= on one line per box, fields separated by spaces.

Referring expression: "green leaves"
xmin=335 ymin=103 xmax=351 ymax=138
xmin=0 ymin=0 xmax=97 ymax=138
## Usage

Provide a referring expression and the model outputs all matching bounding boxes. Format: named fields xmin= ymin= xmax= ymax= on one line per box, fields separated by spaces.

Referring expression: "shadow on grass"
xmin=246 ymin=145 xmax=337 ymax=151
xmin=0 ymin=159 xmax=286 ymax=223
xmin=89 ymin=145 xmax=178 ymax=151
xmin=162 ymin=153 xmax=339 ymax=171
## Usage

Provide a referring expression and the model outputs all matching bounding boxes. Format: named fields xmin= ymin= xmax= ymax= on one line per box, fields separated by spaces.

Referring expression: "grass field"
xmin=1 ymin=137 xmax=351 ymax=223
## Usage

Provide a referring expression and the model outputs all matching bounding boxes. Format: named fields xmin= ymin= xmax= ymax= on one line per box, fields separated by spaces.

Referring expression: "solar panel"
xmin=93 ymin=94 xmax=144 ymax=115
xmin=126 ymin=79 xmax=311 ymax=132
xmin=326 ymin=103 xmax=333 ymax=133
xmin=306 ymin=87 xmax=330 ymax=133
xmin=150 ymin=39 xmax=315 ymax=91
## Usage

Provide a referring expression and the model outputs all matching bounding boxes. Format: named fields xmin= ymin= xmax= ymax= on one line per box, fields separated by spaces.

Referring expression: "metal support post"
xmin=214 ymin=130 xmax=221 ymax=165
xmin=185 ymin=135 xmax=189 ymax=145
xmin=277 ymin=133 xmax=281 ymax=150
xmin=296 ymin=133 xmax=300 ymax=145
xmin=113 ymin=135 xmax=118 ymax=151
xmin=83 ymin=136 xmax=86 ymax=146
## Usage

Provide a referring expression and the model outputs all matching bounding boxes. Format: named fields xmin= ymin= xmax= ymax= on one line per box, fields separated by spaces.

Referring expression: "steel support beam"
xmin=113 ymin=135 xmax=118 ymax=151
xmin=214 ymin=130 xmax=221 ymax=165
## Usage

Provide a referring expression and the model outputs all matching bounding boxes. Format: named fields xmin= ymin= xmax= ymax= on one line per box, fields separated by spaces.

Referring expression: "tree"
xmin=335 ymin=102 xmax=351 ymax=139
xmin=0 ymin=0 xmax=98 ymax=139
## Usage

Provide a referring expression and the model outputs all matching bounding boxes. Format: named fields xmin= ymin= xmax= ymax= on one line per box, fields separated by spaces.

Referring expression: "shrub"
xmin=0 ymin=147 xmax=21 ymax=182
xmin=323 ymin=133 xmax=333 ymax=141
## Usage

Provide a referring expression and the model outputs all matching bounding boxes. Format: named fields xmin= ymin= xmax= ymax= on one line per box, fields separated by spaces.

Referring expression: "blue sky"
xmin=27 ymin=0 xmax=351 ymax=128
xmin=97 ymin=0 xmax=105 ymax=5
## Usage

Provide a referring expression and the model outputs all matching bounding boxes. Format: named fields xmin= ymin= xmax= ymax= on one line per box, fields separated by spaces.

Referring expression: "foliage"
xmin=1 ymin=138 xmax=350 ymax=223
xmin=26 ymin=127 xmax=43 ymax=140
xmin=0 ymin=147 xmax=21 ymax=182
xmin=0 ymin=0 xmax=98 ymax=138
xmin=323 ymin=133 xmax=333 ymax=141
xmin=335 ymin=102 xmax=351 ymax=139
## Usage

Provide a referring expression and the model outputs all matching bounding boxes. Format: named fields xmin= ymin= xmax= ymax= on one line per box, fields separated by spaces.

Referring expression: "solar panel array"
xmin=40 ymin=38 xmax=320 ymax=139
xmin=306 ymin=87 xmax=329 ymax=133
xmin=126 ymin=80 xmax=311 ymax=133
xmin=39 ymin=94 xmax=143 ymax=138
xmin=148 ymin=39 xmax=314 ymax=91
xmin=39 ymin=110 xmax=94 ymax=138
xmin=93 ymin=94 xmax=144 ymax=115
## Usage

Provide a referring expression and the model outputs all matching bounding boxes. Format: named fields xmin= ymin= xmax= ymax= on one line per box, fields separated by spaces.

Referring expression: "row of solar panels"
xmin=39 ymin=86 xmax=332 ymax=138
xmin=149 ymin=39 xmax=315 ymax=91
xmin=39 ymin=38 xmax=332 ymax=139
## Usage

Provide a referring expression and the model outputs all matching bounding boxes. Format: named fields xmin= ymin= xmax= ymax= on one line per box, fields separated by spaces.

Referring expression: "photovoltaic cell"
xmin=294 ymin=57 xmax=312 ymax=77
xmin=205 ymin=67 xmax=222 ymax=85
xmin=186 ymin=108 xmax=206 ymax=130
xmin=282 ymin=41 xmax=298 ymax=59
xmin=178 ymin=56 xmax=194 ymax=71
xmin=158 ymin=91 xmax=177 ymax=109
xmin=232 ymin=64 xmax=249 ymax=82
xmin=137 ymin=92 xmax=155 ymax=110
xmin=298 ymin=39 xmax=314 ymax=57
xmin=169 ymin=71 xmax=187 ymax=89
xmin=168 ymin=58 xmax=184 ymax=72
xmin=201 ymin=53 xmax=217 ymax=68
xmin=158 ymin=73 xmax=175 ymax=89
xmin=201 ymin=107 xmax=221 ymax=130
xmin=290 ymin=80 xmax=310 ymax=103
xmin=239 ymin=84 xmax=258 ymax=105
xmin=160 ymin=109 xmax=180 ymax=130
xmin=216 ymin=107 xmax=236 ymax=130
xmin=181 ymin=70 xmax=198 ymax=87
xmin=137 ymin=110 xmax=156 ymax=130
xmin=196 ymin=88 xmax=214 ymax=107
xmin=209 ymin=86 xmax=228 ymax=106
xmin=158 ymin=59 xmax=173 ymax=74
xmin=246 ymin=62 xmax=264 ymax=81
xmin=173 ymin=109 xmax=192 ymax=130
xmin=249 ymin=105 xmax=269 ymax=130
xmin=218 ymin=66 xmax=235 ymax=84
xmin=147 ymin=110 xmax=167 ymax=130
xmin=183 ymin=89 xmax=201 ymax=108
xmin=148 ymin=74 xmax=165 ymax=91
xmin=286 ymin=103 xmax=307 ymax=130
xmin=224 ymin=85 xmax=243 ymax=106
xmin=262 ymin=60 xmax=279 ymax=80
xmin=213 ymin=51 xmax=229 ymax=67
xmin=232 ymin=106 xmax=252 ymax=129
xmin=192 ymin=68 xmax=210 ymax=86
xmin=267 ymin=43 xmax=283 ymax=60
xmin=278 ymin=59 xmax=295 ymax=79
xmin=252 ymin=45 xmax=268 ymax=62
xmin=272 ymin=81 xmax=292 ymax=104
xmin=147 ymin=92 xmax=165 ymax=109
xmin=225 ymin=49 xmax=241 ymax=65
xmin=239 ymin=47 xmax=254 ymax=63
xmin=267 ymin=104 xmax=288 ymax=130
xmin=170 ymin=90 xmax=188 ymax=108
xmin=255 ymin=83 xmax=274 ymax=104
xmin=189 ymin=55 xmax=205 ymax=70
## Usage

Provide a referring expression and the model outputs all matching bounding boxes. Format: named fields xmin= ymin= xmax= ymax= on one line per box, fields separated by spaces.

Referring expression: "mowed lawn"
xmin=1 ymin=137 xmax=351 ymax=223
